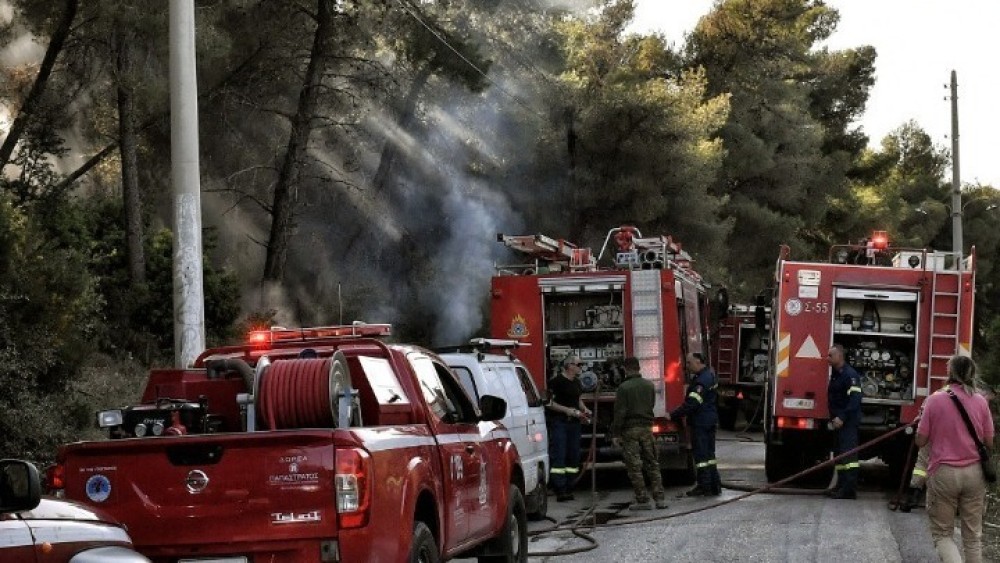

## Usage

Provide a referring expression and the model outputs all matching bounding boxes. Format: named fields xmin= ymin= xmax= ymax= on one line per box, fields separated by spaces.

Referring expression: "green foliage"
xmin=84 ymin=198 xmax=241 ymax=363
xmin=554 ymin=1 xmax=731 ymax=267
xmin=686 ymin=0 xmax=876 ymax=296
xmin=0 ymin=194 xmax=102 ymax=459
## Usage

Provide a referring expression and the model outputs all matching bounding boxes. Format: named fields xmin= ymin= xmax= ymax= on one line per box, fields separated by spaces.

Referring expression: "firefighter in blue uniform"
xmin=826 ymin=344 xmax=863 ymax=499
xmin=668 ymin=352 xmax=721 ymax=496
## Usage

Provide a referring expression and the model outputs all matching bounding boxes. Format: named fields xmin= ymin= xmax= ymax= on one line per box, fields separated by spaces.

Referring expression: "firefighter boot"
xmin=710 ymin=466 xmax=722 ymax=496
xmin=899 ymin=487 xmax=922 ymax=513
xmin=685 ymin=469 xmax=710 ymax=497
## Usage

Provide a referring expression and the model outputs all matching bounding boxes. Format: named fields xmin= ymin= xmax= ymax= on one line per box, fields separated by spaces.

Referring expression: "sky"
xmin=630 ymin=0 xmax=1000 ymax=188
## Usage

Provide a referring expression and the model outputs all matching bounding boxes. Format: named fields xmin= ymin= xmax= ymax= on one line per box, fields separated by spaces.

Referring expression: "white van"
xmin=440 ymin=341 xmax=550 ymax=520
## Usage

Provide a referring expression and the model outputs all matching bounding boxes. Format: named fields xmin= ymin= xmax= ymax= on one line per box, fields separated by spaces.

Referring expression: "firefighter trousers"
xmin=548 ymin=417 xmax=581 ymax=494
xmin=691 ymin=425 xmax=720 ymax=490
xmin=834 ymin=421 xmax=860 ymax=494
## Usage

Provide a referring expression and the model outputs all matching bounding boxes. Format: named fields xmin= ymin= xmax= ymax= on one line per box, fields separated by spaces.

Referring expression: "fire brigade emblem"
xmin=784 ymin=298 xmax=803 ymax=317
xmin=85 ymin=474 xmax=111 ymax=503
xmin=507 ymin=314 xmax=529 ymax=338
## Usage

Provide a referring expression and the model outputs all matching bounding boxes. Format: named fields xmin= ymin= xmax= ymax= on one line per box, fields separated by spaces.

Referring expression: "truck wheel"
xmin=410 ymin=521 xmax=440 ymax=563
xmin=764 ymin=441 xmax=796 ymax=483
xmin=478 ymin=485 xmax=528 ymax=563
xmin=765 ymin=441 xmax=832 ymax=487
xmin=718 ymin=407 xmax=738 ymax=431
xmin=527 ymin=469 xmax=548 ymax=521
xmin=661 ymin=451 xmax=696 ymax=486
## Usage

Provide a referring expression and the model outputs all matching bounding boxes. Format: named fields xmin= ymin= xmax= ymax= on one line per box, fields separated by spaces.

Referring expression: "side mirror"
xmin=479 ymin=395 xmax=508 ymax=421
xmin=0 ymin=459 xmax=41 ymax=514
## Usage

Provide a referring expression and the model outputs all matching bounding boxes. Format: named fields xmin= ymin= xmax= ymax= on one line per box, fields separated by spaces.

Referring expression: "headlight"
xmin=97 ymin=409 xmax=123 ymax=428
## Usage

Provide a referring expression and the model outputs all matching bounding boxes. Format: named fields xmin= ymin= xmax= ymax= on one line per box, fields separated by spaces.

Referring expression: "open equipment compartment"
xmin=831 ymin=288 xmax=919 ymax=403
xmin=542 ymin=286 xmax=627 ymax=394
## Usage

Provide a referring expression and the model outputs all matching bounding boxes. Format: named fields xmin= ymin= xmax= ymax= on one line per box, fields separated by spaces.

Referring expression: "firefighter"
xmin=668 ymin=352 xmax=721 ymax=496
xmin=611 ymin=357 xmax=668 ymax=510
xmin=545 ymin=355 xmax=591 ymax=502
xmin=826 ymin=344 xmax=862 ymax=499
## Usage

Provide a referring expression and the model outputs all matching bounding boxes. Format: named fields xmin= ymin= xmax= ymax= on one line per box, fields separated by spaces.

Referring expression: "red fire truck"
xmin=713 ymin=302 xmax=770 ymax=430
xmin=50 ymin=325 xmax=527 ymax=562
xmin=489 ymin=226 xmax=710 ymax=479
xmin=764 ymin=234 xmax=976 ymax=484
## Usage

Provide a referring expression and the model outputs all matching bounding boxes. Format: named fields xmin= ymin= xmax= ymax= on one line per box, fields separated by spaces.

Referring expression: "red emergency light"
xmin=870 ymin=230 xmax=889 ymax=250
xmin=247 ymin=324 xmax=392 ymax=346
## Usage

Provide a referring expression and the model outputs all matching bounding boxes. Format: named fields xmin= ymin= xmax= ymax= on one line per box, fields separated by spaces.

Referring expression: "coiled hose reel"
xmin=253 ymin=351 xmax=362 ymax=430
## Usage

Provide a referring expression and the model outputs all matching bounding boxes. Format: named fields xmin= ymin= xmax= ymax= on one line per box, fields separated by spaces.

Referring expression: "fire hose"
xmin=527 ymin=419 xmax=919 ymax=558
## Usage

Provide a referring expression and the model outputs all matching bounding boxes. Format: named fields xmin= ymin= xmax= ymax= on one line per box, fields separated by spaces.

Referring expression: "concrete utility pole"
xmin=950 ymin=70 xmax=962 ymax=258
xmin=169 ymin=0 xmax=206 ymax=368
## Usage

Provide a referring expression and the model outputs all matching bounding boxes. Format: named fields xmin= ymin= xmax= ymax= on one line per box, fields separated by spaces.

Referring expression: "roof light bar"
xmin=247 ymin=323 xmax=392 ymax=345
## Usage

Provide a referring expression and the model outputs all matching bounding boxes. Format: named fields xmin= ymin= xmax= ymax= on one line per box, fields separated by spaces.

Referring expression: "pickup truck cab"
xmin=1 ymin=459 xmax=149 ymax=562
xmin=439 ymin=339 xmax=549 ymax=520
xmin=52 ymin=325 xmax=528 ymax=562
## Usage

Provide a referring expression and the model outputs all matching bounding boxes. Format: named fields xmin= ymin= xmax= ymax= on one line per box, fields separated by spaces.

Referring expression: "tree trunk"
xmin=116 ymin=31 xmax=145 ymax=284
xmin=0 ymin=0 xmax=79 ymax=172
xmin=372 ymin=63 xmax=432 ymax=196
xmin=262 ymin=0 xmax=335 ymax=283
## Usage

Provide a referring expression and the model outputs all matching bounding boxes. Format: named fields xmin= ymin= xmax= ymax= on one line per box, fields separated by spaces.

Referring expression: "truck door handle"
xmin=465 ymin=444 xmax=476 ymax=454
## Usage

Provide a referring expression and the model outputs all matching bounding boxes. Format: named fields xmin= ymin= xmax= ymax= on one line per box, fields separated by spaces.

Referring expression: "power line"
xmin=392 ymin=0 xmax=550 ymax=123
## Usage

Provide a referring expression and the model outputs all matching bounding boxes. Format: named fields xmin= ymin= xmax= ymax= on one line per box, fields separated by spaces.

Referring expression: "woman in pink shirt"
xmin=915 ymin=355 xmax=994 ymax=563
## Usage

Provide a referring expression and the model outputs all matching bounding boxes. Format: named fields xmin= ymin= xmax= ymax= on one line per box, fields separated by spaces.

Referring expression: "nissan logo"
xmin=185 ymin=470 xmax=209 ymax=493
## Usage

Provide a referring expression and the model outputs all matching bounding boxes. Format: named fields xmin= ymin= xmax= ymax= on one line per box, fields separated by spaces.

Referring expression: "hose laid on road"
xmin=527 ymin=420 xmax=918 ymax=556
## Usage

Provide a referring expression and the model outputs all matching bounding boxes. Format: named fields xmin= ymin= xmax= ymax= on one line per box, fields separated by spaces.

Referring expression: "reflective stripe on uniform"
xmin=564 ymin=467 xmax=579 ymax=474
xmin=689 ymin=392 xmax=703 ymax=403
xmin=912 ymin=468 xmax=927 ymax=478
xmin=695 ymin=459 xmax=717 ymax=469
xmin=835 ymin=462 xmax=860 ymax=471
xmin=848 ymin=386 xmax=862 ymax=394
xmin=550 ymin=467 xmax=567 ymax=474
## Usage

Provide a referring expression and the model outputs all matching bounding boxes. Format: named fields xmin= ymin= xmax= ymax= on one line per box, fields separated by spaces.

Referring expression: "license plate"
xmin=782 ymin=398 xmax=815 ymax=409
xmin=179 ymin=558 xmax=248 ymax=563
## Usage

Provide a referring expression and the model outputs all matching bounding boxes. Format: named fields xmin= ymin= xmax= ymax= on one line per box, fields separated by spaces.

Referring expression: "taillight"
xmin=335 ymin=448 xmax=371 ymax=528
xmin=776 ymin=416 xmax=815 ymax=430
xmin=651 ymin=417 xmax=673 ymax=434
xmin=45 ymin=464 xmax=65 ymax=496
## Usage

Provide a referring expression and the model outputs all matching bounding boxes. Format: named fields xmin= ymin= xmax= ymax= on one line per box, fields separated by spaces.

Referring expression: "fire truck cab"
xmin=765 ymin=235 xmax=975 ymax=484
xmin=489 ymin=226 xmax=710 ymax=480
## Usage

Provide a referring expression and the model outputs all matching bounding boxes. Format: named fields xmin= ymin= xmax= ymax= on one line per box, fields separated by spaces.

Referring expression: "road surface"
xmin=515 ymin=430 xmax=939 ymax=562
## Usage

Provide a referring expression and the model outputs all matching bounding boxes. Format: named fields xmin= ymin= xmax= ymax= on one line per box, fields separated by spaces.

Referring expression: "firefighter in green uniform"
xmin=612 ymin=357 xmax=668 ymax=510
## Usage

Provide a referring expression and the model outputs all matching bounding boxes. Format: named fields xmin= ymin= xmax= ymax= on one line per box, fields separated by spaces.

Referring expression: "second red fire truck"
xmin=764 ymin=233 xmax=976 ymax=484
xmin=489 ymin=226 xmax=711 ymax=480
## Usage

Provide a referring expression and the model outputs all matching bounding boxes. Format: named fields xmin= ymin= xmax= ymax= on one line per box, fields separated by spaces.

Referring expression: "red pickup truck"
xmin=50 ymin=325 xmax=528 ymax=562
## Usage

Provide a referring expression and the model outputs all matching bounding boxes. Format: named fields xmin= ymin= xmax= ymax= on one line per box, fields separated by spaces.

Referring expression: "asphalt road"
xmin=518 ymin=430 xmax=939 ymax=563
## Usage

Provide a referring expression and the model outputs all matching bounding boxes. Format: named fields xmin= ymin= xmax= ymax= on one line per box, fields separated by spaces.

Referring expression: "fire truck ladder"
xmin=496 ymin=233 xmax=597 ymax=272
xmin=630 ymin=269 xmax=666 ymax=416
xmin=925 ymin=260 xmax=963 ymax=394
xmin=715 ymin=322 xmax=737 ymax=382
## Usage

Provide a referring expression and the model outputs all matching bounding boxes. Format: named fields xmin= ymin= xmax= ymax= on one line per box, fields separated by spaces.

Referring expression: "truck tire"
xmin=765 ymin=440 xmax=833 ymax=487
xmin=478 ymin=484 xmax=528 ymax=563
xmin=718 ymin=406 xmax=738 ymax=431
xmin=527 ymin=469 xmax=548 ymax=521
xmin=765 ymin=440 xmax=796 ymax=483
xmin=410 ymin=521 xmax=440 ymax=563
